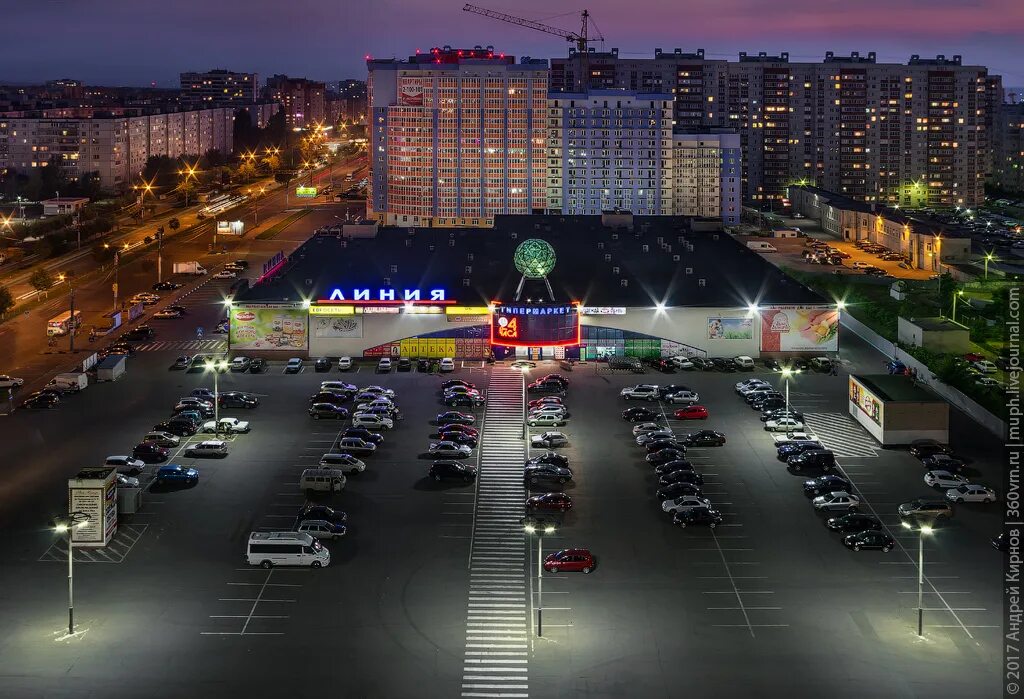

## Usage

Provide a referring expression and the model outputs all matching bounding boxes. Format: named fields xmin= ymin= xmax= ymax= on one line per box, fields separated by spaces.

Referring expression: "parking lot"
xmin=0 ymin=328 xmax=1003 ymax=698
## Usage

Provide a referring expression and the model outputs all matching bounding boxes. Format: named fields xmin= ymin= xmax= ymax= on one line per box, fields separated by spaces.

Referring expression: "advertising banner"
xmin=850 ymin=378 xmax=883 ymax=426
xmin=759 ymin=306 xmax=839 ymax=352
xmin=490 ymin=304 xmax=580 ymax=348
xmin=313 ymin=316 xmax=362 ymax=339
xmin=229 ymin=305 xmax=308 ymax=351
xmin=399 ymin=81 xmax=423 ymax=106
xmin=707 ymin=317 xmax=753 ymax=340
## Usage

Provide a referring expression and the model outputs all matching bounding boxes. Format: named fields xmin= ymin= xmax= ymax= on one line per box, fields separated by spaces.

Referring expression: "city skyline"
xmin=1 ymin=0 xmax=1022 ymax=88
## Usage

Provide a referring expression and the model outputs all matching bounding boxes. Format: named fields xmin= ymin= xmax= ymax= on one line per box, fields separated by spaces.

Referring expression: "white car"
xmin=772 ymin=431 xmax=819 ymax=445
xmin=636 ymin=430 xmax=675 ymax=446
xmin=632 ymin=422 xmax=665 ymax=436
xmin=527 ymin=413 xmax=566 ymax=427
xmin=671 ymin=356 xmax=694 ymax=370
xmin=116 ymin=474 xmax=141 ymax=488
xmin=924 ymin=470 xmax=969 ymax=489
xmin=360 ymin=385 xmax=395 ymax=398
xmin=765 ymin=417 xmax=805 ymax=432
xmin=230 ymin=357 xmax=250 ymax=371
xmin=337 ymin=356 xmax=353 ymax=371
xmin=213 ymin=269 xmax=238 ymax=279
xmin=143 ymin=431 xmax=180 ymax=447
xmin=352 ymin=413 xmax=394 ymax=430
xmin=153 ymin=309 xmax=183 ymax=319
xmin=946 ymin=484 xmax=997 ymax=503
xmin=376 ymin=358 xmax=392 ymax=373
xmin=130 ymin=292 xmax=160 ymax=305
xmin=738 ymin=383 xmax=772 ymax=395
xmin=202 ymin=417 xmax=250 ymax=434
xmin=356 ymin=399 xmax=396 ymax=412
xmin=528 ymin=405 xmax=567 ymax=418
xmin=851 ymin=261 xmax=870 ymax=269
xmin=285 ymin=358 xmax=303 ymax=373
xmin=666 ymin=390 xmax=700 ymax=404
xmin=439 ymin=358 xmax=455 ymax=372
xmin=661 ymin=495 xmax=711 ymax=514
xmin=185 ymin=440 xmax=228 ymax=457
xmin=975 ymin=377 xmax=1001 ymax=388
xmin=531 ymin=431 xmax=568 ymax=448
xmin=972 ymin=360 xmax=997 ymax=374
xmin=427 ymin=441 xmax=472 ymax=457
xmin=735 ymin=378 xmax=768 ymax=392
xmin=0 ymin=374 xmax=25 ymax=389
xmin=105 ymin=455 xmax=146 ymax=475
xmin=812 ymin=491 xmax=861 ymax=511
xmin=620 ymin=385 xmax=661 ymax=401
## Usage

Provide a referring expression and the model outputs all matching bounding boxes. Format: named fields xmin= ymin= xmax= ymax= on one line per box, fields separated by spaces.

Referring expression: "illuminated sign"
xmin=295 ymin=186 xmax=317 ymax=198
xmin=309 ymin=304 xmax=355 ymax=316
xmin=325 ymin=288 xmax=449 ymax=302
xmin=490 ymin=304 xmax=580 ymax=348
xmin=445 ymin=306 xmax=492 ymax=316
xmin=359 ymin=306 xmax=400 ymax=314
xmin=579 ymin=306 xmax=626 ymax=315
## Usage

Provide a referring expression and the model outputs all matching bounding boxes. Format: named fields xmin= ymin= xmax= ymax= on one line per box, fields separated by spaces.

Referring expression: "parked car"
xmin=898 ymin=498 xmax=954 ymax=522
xmin=528 ymin=378 xmax=566 ymax=394
xmin=526 ymin=492 xmax=573 ymax=512
xmin=337 ymin=356 xmax=353 ymax=371
xmin=219 ymin=392 xmax=259 ymax=409
xmin=132 ymin=442 xmax=169 ymax=463
xmin=296 ymin=520 xmax=347 ymax=540
xmin=248 ymin=358 xmax=267 ymax=374
xmin=376 ymin=358 xmax=392 ymax=373
xmin=171 ymin=355 xmax=191 ymax=370
xmin=104 ymin=455 xmax=146 ymax=475
xmin=153 ymin=420 xmax=197 ymax=437
xmin=946 ymin=484 xmax=997 ymax=504
xmin=155 ymin=464 xmax=199 ymax=485
xmin=436 ymin=411 xmax=475 ymax=426
xmin=646 ymin=448 xmax=688 ymax=466
xmin=397 ymin=357 xmax=412 ymax=372
xmin=314 ymin=357 xmax=332 ymax=372
xmin=909 ymin=439 xmax=952 ymax=459
xmin=681 ymin=430 xmax=726 ymax=447
xmin=920 ymin=454 xmax=967 ymax=473
xmin=184 ymin=440 xmax=228 ymax=458
xmin=665 ymin=390 xmax=700 ymax=404
xmin=661 ymin=495 xmax=711 ymax=514
xmin=543 ymin=549 xmax=594 ymax=574
xmin=622 ymin=407 xmax=661 ymax=423
xmin=531 ymin=431 xmax=568 ymax=448
xmin=620 ymin=384 xmax=661 ymax=401
xmin=202 ymin=417 xmax=250 ymax=434
xmin=439 ymin=358 xmax=455 ymax=372
xmin=427 ymin=441 xmax=472 ymax=458
xmin=826 ymin=512 xmax=882 ymax=533
xmin=351 ymin=413 xmax=394 ymax=430
xmin=524 ymin=463 xmax=573 ymax=485
xmin=230 ymin=356 xmax=251 ymax=372
xmin=924 ymin=470 xmax=969 ymax=489
xmin=527 ymin=413 xmax=567 ymax=428
xmin=673 ymin=405 xmax=708 ymax=420
xmin=843 ymin=530 xmax=895 ymax=552
xmin=673 ymin=507 xmax=723 ymax=528
xmin=438 ymin=430 xmax=478 ymax=447
xmin=812 ymin=491 xmax=861 ymax=512
xmin=285 ymin=358 xmax=303 ymax=374
xmin=142 ymin=431 xmax=180 ymax=447
xmin=787 ymin=449 xmax=836 ymax=472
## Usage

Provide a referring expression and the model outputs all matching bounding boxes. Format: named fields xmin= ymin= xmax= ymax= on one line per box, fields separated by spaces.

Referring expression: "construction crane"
xmin=462 ymin=4 xmax=603 ymax=91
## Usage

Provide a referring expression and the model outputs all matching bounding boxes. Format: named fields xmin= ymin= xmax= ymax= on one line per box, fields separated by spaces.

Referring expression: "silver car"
xmin=812 ymin=491 xmax=861 ymax=512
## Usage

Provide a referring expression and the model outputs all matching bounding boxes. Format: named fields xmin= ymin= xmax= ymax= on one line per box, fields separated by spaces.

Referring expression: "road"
xmin=0 ymin=156 xmax=367 ymax=401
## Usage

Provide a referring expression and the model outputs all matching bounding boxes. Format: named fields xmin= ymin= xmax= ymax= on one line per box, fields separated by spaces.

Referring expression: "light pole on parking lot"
xmin=780 ymin=367 xmax=794 ymax=415
xmin=53 ymin=511 xmax=90 ymax=636
xmin=901 ymin=521 xmax=933 ymax=636
xmin=952 ymin=289 xmax=965 ymax=324
xmin=525 ymin=523 xmax=555 ymax=637
xmin=204 ymin=359 xmax=229 ymax=436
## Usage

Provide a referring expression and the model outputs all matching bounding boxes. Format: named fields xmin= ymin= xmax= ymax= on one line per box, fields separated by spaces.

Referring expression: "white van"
xmin=318 ymin=453 xmax=366 ymax=474
xmin=439 ymin=357 xmax=455 ymax=373
xmin=300 ymin=468 xmax=347 ymax=493
xmin=746 ymin=241 xmax=778 ymax=252
xmin=185 ymin=440 xmax=228 ymax=458
xmin=733 ymin=356 xmax=756 ymax=371
xmin=247 ymin=531 xmax=330 ymax=568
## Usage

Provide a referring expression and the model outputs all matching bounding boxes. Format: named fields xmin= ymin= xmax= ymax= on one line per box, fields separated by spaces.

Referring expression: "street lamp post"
xmin=780 ymin=367 xmax=793 ymax=414
xmin=984 ymin=253 xmax=995 ymax=281
xmin=53 ymin=512 xmax=90 ymax=636
xmin=952 ymin=290 xmax=965 ymax=324
xmin=204 ymin=359 xmax=229 ymax=436
xmin=901 ymin=522 xmax=933 ymax=636
xmin=525 ymin=524 xmax=555 ymax=636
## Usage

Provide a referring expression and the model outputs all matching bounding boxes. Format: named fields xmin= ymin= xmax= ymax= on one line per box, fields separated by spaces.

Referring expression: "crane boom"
xmin=461 ymin=4 xmax=601 ymax=55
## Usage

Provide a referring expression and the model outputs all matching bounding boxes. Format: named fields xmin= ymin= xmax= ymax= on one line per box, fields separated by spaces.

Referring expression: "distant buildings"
xmin=367 ymin=47 xmax=549 ymax=227
xmin=336 ymin=80 xmax=367 ymax=124
xmin=179 ymin=69 xmax=258 ymax=107
xmin=264 ymin=75 xmax=325 ymax=129
xmin=672 ymin=132 xmax=741 ymax=224
xmin=993 ymin=103 xmax=1024 ymax=194
xmin=552 ymin=49 xmax=1000 ymax=207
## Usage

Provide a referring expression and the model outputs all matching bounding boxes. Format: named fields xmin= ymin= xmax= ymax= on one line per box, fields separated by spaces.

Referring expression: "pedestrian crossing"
xmin=132 ymin=339 xmax=228 ymax=352
xmin=801 ymin=412 xmax=880 ymax=458
xmin=461 ymin=368 xmax=529 ymax=699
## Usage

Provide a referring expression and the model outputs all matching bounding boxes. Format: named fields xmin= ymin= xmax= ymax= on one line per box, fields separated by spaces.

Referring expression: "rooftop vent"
xmin=642 ymin=244 xmax=649 ymax=252
xmin=467 ymin=252 xmax=474 ymax=261
xmin=464 ymin=265 xmax=472 ymax=274
xmin=687 ymin=244 xmax=695 ymax=253
xmin=448 ymin=238 xmax=455 ymax=247
xmin=612 ymin=266 xmax=620 ymax=275
xmin=511 ymin=232 xmax=518 ymax=240
xmin=383 ymin=277 xmax=390 ymax=286
xmin=604 ymin=254 xmax=611 ymax=262
xmin=428 ymin=244 xmax=435 ymax=252
xmin=657 ymin=237 xmax=664 ymax=244
xmin=612 ymin=233 xmax=618 ymax=240
xmin=597 ymin=242 xmax=604 ymax=250
xmin=673 ymin=254 xmax=680 ymax=262
xmin=462 ymin=278 xmax=471 ymax=287
xmin=698 ymin=278 xmax=706 ymax=287
xmin=305 ymin=278 xmax=313 ymax=286
xmin=685 ymin=267 xmax=693 ymax=274
xmin=620 ymin=279 xmax=629 ymax=287
xmin=405 ymin=238 xmax=412 ymax=247
xmin=389 ymin=264 xmax=397 ymax=274
xmin=713 ymin=234 xmax=719 ymax=241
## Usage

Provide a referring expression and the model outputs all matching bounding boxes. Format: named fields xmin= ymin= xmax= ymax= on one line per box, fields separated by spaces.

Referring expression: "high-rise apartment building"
xmin=993 ymin=103 xmax=1024 ymax=194
xmin=180 ymin=69 xmax=258 ymax=107
xmin=0 ymin=108 xmax=234 ymax=190
xmin=546 ymin=91 xmax=674 ymax=216
xmin=552 ymin=49 xmax=1000 ymax=207
xmin=367 ymin=47 xmax=548 ymax=227
xmin=672 ymin=132 xmax=741 ymax=224
xmin=264 ymin=75 xmax=326 ymax=129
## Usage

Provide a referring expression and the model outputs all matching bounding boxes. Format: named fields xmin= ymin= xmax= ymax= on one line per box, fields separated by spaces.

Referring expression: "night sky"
xmin=3 ymin=0 xmax=1022 ymax=89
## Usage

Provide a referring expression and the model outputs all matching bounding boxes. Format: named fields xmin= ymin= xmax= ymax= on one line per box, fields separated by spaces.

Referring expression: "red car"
xmin=434 ymin=423 xmax=479 ymax=437
xmin=528 ymin=397 xmax=563 ymax=409
xmin=674 ymin=405 xmax=709 ymax=420
xmin=543 ymin=548 xmax=595 ymax=574
xmin=526 ymin=492 xmax=573 ymax=512
xmin=963 ymin=352 xmax=984 ymax=363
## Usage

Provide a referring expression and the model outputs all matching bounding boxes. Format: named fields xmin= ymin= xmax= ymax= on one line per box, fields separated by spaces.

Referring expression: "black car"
xmin=527 ymin=452 xmax=570 ymax=469
xmin=843 ymin=530 xmax=895 ymax=552
xmin=909 ymin=440 xmax=952 ymax=459
xmin=417 ymin=359 xmax=430 ymax=372
xmin=231 ymin=259 xmax=250 ymax=270
xmin=397 ymin=357 xmax=412 ymax=372
xmin=645 ymin=438 xmax=682 ymax=454
xmin=107 ymin=343 xmax=135 ymax=355
xmin=754 ymin=397 xmax=787 ymax=412
xmin=761 ymin=409 xmax=804 ymax=423
xmin=763 ymin=358 xmax=782 ymax=371
xmin=342 ymin=427 xmax=384 ymax=445
xmin=524 ymin=463 xmax=573 ymax=485
xmin=428 ymin=460 xmax=478 ymax=482
xmin=248 ymin=358 xmax=267 ymax=373
xmin=310 ymin=391 xmax=348 ymax=405
xmin=791 ymin=358 xmax=809 ymax=371
xmin=657 ymin=480 xmax=703 ymax=498
xmin=690 ymin=357 xmax=715 ymax=371
xmin=776 ymin=441 xmax=824 ymax=460
xmin=297 ymin=504 xmax=347 ymax=524
xmin=745 ymin=390 xmax=780 ymax=405
xmin=309 ymin=403 xmax=350 ymax=420
xmin=622 ymin=407 xmax=661 ymax=422
xmin=826 ymin=512 xmax=882 ymax=533
xmin=314 ymin=357 xmax=332 ymax=372
xmin=788 ymin=449 xmax=836 ymax=472
xmin=122 ymin=325 xmax=155 ymax=341
xmin=658 ymin=384 xmax=692 ymax=399
xmin=673 ymin=507 xmax=723 ymax=528
xmin=681 ymin=430 xmax=726 ymax=447
xmin=439 ymin=431 xmax=478 ymax=447
xmin=153 ymin=420 xmax=197 ymax=436
xmin=22 ymin=394 xmax=58 ymax=410
xmin=132 ymin=442 xmax=169 ymax=463
xmin=219 ymin=391 xmax=258 ymax=409
xmin=444 ymin=393 xmax=484 ymax=407
xmin=804 ymin=474 xmax=851 ymax=496
xmin=646 ymin=358 xmax=675 ymax=373
xmin=165 ymin=304 xmax=187 ymax=315
xmin=540 ymin=373 xmax=569 ymax=386
xmin=441 ymin=379 xmax=475 ymax=391
xmin=527 ymin=378 xmax=565 ymax=395
xmin=646 ymin=448 xmax=687 ymax=465
xmin=436 ymin=411 xmax=475 ymax=426
xmin=654 ymin=459 xmax=694 ymax=476
xmin=152 ymin=281 xmax=182 ymax=291
xmin=659 ymin=469 xmax=700 ymax=486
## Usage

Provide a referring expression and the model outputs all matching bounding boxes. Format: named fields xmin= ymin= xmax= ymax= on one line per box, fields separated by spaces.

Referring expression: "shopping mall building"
xmin=228 ymin=214 xmax=839 ymax=361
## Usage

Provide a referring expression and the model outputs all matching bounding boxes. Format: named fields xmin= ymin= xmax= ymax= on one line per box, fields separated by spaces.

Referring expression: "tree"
xmin=176 ymin=177 xmax=197 ymax=205
xmin=0 ymin=284 xmax=13 ymax=317
xmin=168 ymin=217 xmax=180 ymax=231
xmin=31 ymin=237 xmax=54 ymax=260
xmin=236 ymin=161 xmax=258 ymax=182
xmin=29 ymin=267 xmax=54 ymax=292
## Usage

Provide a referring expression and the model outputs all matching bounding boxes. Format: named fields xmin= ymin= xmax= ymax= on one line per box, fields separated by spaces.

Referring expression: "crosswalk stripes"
xmin=461 ymin=368 xmax=529 ymax=699
xmin=132 ymin=339 xmax=228 ymax=352
xmin=801 ymin=412 xmax=880 ymax=458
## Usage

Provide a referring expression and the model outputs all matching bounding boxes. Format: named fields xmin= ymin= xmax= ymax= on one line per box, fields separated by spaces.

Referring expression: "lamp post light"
xmin=177 ymin=163 xmax=199 ymax=208
xmin=58 ymin=273 xmax=76 ymax=353
xmin=525 ymin=523 xmax=555 ymax=637
xmin=780 ymin=367 xmax=794 ymax=414
xmin=901 ymin=521 xmax=933 ymax=636
xmin=204 ymin=359 xmax=230 ymax=436
xmin=53 ymin=511 xmax=90 ymax=636
xmin=984 ymin=252 xmax=995 ymax=281
xmin=132 ymin=182 xmax=153 ymax=221
xmin=952 ymin=289 xmax=965 ymax=324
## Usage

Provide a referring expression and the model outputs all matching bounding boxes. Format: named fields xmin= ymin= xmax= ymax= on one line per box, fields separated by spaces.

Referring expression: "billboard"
xmin=759 ymin=306 xmax=839 ymax=353
xmin=313 ymin=316 xmax=362 ymax=338
xmin=399 ymin=81 xmax=423 ymax=106
xmin=295 ymin=186 xmax=317 ymax=198
xmin=490 ymin=304 xmax=580 ymax=348
xmin=850 ymin=377 xmax=883 ymax=426
xmin=68 ymin=468 xmax=118 ymax=546
xmin=217 ymin=220 xmax=245 ymax=236
xmin=708 ymin=317 xmax=753 ymax=340
xmin=229 ymin=305 xmax=308 ymax=351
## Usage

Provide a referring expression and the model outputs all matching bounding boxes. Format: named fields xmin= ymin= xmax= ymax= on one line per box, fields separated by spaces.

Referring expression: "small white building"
xmin=42 ymin=197 xmax=89 ymax=216
xmin=848 ymin=374 xmax=948 ymax=446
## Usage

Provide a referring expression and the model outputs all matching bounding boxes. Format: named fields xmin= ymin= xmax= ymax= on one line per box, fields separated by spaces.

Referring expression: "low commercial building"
xmin=848 ymin=374 xmax=949 ymax=446
xmin=897 ymin=317 xmax=970 ymax=353
xmin=228 ymin=215 xmax=839 ymax=361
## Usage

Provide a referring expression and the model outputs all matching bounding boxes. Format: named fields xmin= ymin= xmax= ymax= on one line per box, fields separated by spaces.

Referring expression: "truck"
xmin=47 ymin=310 xmax=83 ymax=336
xmin=173 ymin=261 xmax=207 ymax=275
xmin=95 ymin=355 xmax=127 ymax=382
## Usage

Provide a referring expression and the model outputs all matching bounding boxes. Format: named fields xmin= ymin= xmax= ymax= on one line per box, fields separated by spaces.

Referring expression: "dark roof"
xmin=904 ymin=317 xmax=968 ymax=332
xmin=237 ymin=215 xmax=827 ymax=308
xmin=852 ymin=374 xmax=945 ymax=403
